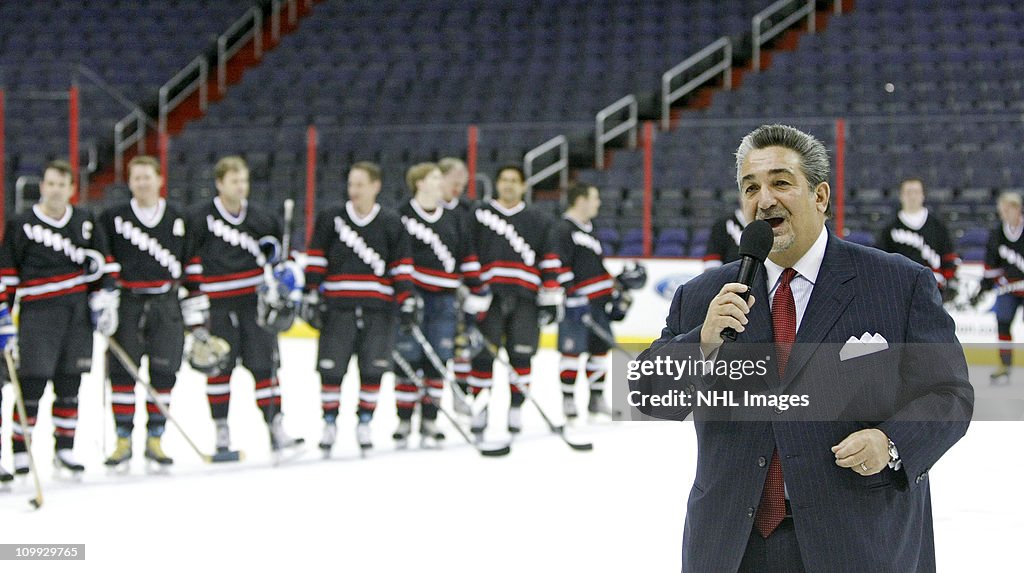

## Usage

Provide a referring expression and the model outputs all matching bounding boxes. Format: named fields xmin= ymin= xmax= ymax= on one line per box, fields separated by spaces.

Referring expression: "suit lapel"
xmin=779 ymin=234 xmax=857 ymax=389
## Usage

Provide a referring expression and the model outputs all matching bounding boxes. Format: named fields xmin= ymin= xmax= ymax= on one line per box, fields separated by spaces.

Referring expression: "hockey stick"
xmin=469 ymin=326 xmax=594 ymax=451
xmin=391 ymin=350 xmax=510 ymax=456
xmin=408 ymin=324 xmax=480 ymax=416
xmin=581 ymin=314 xmax=635 ymax=359
xmin=4 ymin=349 xmax=43 ymax=509
xmin=106 ymin=337 xmax=242 ymax=463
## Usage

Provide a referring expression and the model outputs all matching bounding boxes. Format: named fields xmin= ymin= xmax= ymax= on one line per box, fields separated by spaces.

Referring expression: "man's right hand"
xmin=699 ymin=283 xmax=755 ymax=357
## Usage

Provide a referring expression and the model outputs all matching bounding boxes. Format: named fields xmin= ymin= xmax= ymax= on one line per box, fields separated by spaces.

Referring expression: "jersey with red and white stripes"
xmin=184 ymin=197 xmax=281 ymax=300
xmin=400 ymin=199 xmax=483 ymax=293
xmin=984 ymin=222 xmax=1024 ymax=284
xmin=0 ymin=204 xmax=117 ymax=305
xmin=305 ymin=201 xmax=413 ymax=308
xmin=551 ymin=215 xmax=614 ymax=307
xmin=472 ymin=199 xmax=561 ymax=299
xmin=100 ymin=198 xmax=187 ymax=294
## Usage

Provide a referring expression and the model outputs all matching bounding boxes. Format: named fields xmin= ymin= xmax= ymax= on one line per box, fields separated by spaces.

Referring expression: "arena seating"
xmin=0 ymin=0 xmax=252 ymax=186
xmin=582 ymin=0 xmax=1023 ymax=259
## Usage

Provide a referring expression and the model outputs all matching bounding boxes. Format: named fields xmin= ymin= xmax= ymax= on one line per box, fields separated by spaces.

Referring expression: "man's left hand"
xmin=831 ymin=428 xmax=890 ymax=476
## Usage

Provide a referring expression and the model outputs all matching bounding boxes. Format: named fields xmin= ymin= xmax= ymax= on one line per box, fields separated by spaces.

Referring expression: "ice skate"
xmin=588 ymin=394 xmax=613 ymax=419
xmin=990 ymin=365 xmax=1011 ymax=386
xmin=215 ymin=420 xmax=232 ymax=453
xmin=470 ymin=404 xmax=489 ymax=441
xmin=144 ymin=436 xmax=174 ymax=468
xmin=392 ymin=419 xmax=412 ymax=449
xmin=105 ymin=437 xmax=133 ymax=472
xmin=0 ymin=465 xmax=12 ymax=484
xmin=419 ymin=418 xmax=445 ymax=449
xmin=269 ymin=414 xmax=305 ymax=451
xmin=54 ymin=448 xmax=85 ymax=479
xmin=507 ymin=406 xmax=523 ymax=435
xmin=13 ymin=452 xmax=29 ymax=476
xmin=356 ymin=414 xmax=373 ymax=455
xmin=562 ymin=395 xmax=578 ymax=421
xmin=319 ymin=420 xmax=337 ymax=457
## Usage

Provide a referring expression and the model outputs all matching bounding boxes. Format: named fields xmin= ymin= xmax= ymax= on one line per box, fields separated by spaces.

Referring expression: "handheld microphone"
xmin=720 ymin=219 xmax=774 ymax=341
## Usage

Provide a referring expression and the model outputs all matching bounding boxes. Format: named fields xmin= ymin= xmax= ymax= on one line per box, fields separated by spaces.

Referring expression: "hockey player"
xmin=393 ymin=162 xmax=487 ymax=448
xmin=877 ymin=178 xmax=960 ymax=300
xmin=302 ymin=161 xmax=414 ymax=453
xmin=100 ymin=156 xmax=189 ymax=468
xmin=552 ymin=183 xmax=618 ymax=420
xmin=184 ymin=156 xmax=302 ymax=454
xmin=976 ymin=191 xmax=1024 ymax=385
xmin=467 ymin=165 xmax=564 ymax=437
xmin=439 ymin=157 xmax=477 ymax=414
xmin=703 ymin=201 xmax=746 ymax=270
xmin=0 ymin=160 xmax=119 ymax=475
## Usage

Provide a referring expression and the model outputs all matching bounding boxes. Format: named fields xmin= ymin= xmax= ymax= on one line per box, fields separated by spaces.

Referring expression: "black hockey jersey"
xmin=877 ymin=209 xmax=959 ymax=285
xmin=471 ymin=199 xmax=561 ymax=299
xmin=400 ymin=199 xmax=483 ymax=293
xmin=983 ymin=222 xmax=1024 ymax=290
xmin=703 ymin=210 xmax=745 ymax=268
xmin=551 ymin=215 xmax=614 ymax=308
xmin=184 ymin=197 xmax=282 ymax=300
xmin=305 ymin=201 xmax=413 ymax=308
xmin=0 ymin=204 xmax=117 ymax=305
xmin=100 ymin=199 xmax=187 ymax=294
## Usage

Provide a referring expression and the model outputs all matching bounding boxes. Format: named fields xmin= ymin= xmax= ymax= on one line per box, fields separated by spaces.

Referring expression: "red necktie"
xmin=755 ymin=267 xmax=797 ymax=538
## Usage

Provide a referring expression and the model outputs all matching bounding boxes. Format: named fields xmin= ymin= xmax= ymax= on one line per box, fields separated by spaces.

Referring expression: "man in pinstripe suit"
xmin=631 ymin=125 xmax=973 ymax=572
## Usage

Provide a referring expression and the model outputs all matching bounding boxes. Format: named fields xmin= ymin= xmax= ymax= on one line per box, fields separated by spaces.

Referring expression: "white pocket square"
xmin=839 ymin=332 xmax=889 ymax=361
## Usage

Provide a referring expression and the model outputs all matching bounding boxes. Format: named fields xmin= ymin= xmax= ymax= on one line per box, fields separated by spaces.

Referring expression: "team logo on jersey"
xmin=571 ymin=231 xmax=603 ymax=255
xmin=22 ymin=223 xmax=96 ymax=267
xmin=890 ymin=228 xmax=940 ymax=269
xmin=113 ymin=216 xmax=183 ymax=278
xmin=206 ymin=215 xmax=263 ymax=262
xmin=476 ymin=209 xmax=536 ymax=266
xmin=334 ymin=216 xmax=386 ymax=276
xmin=999 ymin=244 xmax=1024 ymax=275
xmin=402 ymin=216 xmax=456 ymax=273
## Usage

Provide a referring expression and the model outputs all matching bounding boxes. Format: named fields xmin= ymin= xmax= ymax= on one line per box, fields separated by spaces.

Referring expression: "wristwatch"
xmin=887 ymin=438 xmax=902 ymax=470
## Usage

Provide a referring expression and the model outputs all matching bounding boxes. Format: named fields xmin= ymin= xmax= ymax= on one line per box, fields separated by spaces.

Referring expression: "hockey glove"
xmin=180 ymin=292 xmax=211 ymax=330
xmin=941 ymin=277 xmax=959 ymax=304
xmin=300 ymin=289 xmax=326 ymax=331
xmin=605 ymin=289 xmax=632 ymax=322
xmin=90 ymin=289 xmax=120 ymax=336
xmin=537 ymin=287 xmax=565 ymax=326
xmin=257 ymin=261 xmax=304 ymax=333
xmin=186 ymin=327 xmax=233 ymax=376
xmin=463 ymin=287 xmax=492 ymax=322
xmin=399 ymin=293 xmax=423 ymax=331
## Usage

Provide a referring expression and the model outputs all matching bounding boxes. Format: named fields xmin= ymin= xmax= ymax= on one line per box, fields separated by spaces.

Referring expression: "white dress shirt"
xmin=763 ymin=225 xmax=829 ymax=334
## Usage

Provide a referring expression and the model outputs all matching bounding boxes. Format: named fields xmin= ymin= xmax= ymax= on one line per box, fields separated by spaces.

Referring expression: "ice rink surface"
xmin=1 ymin=337 xmax=1021 ymax=572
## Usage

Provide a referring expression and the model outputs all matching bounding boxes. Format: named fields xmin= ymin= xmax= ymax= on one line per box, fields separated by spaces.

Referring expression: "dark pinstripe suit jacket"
xmin=632 ymin=232 xmax=974 ymax=573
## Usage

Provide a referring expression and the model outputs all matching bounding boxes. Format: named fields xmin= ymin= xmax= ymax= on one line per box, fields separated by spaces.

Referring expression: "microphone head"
xmin=738 ymin=219 xmax=775 ymax=262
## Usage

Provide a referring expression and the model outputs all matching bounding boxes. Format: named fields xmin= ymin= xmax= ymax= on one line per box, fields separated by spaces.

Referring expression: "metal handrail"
xmin=523 ymin=135 xmax=568 ymax=200
xmin=595 ymin=94 xmax=637 ymax=169
xmin=752 ymin=0 xmax=815 ymax=72
xmin=114 ymin=109 xmax=149 ymax=182
xmin=218 ymin=6 xmax=263 ymax=94
xmin=158 ymin=55 xmax=209 ymax=134
xmin=475 ymin=173 xmax=494 ymax=202
xmin=74 ymin=65 xmax=153 ymax=125
xmin=15 ymin=176 xmax=40 ymax=214
xmin=661 ymin=37 xmax=732 ymax=131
